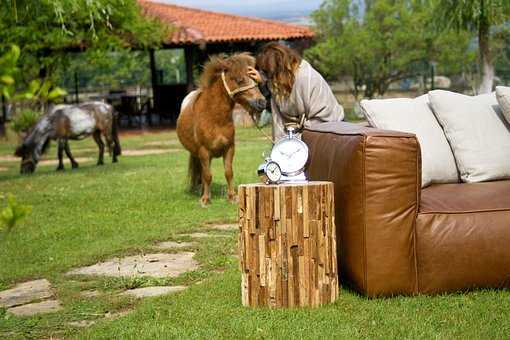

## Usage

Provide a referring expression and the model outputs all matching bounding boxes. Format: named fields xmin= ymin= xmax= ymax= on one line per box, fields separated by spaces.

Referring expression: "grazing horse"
xmin=15 ymin=101 xmax=121 ymax=174
xmin=177 ymin=53 xmax=266 ymax=206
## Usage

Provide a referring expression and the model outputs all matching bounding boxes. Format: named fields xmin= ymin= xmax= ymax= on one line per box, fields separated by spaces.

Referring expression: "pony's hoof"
xmin=56 ymin=166 xmax=64 ymax=171
xmin=228 ymin=195 xmax=238 ymax=204
xmin=97 ymin=162 xmax=104 ymax=166
xmin=72 ymin=163 xmax=79 ymax=169
xmin=200 ymin=197 xmax=210 ymax=207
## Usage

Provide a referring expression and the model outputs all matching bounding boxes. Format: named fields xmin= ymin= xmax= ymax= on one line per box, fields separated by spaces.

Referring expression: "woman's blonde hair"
xmin=256 ymin=42 xmax=301 ymax=101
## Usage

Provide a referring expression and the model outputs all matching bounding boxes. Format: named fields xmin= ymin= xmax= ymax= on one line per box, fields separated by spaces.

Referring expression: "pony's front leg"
xmin=56 ymin=140 xmax=65 ymax=171
xmin=64 ymin=140 xmax=79 ymax=169
xmin=223 ymin=144 xmax=236 ymax=203
xmin=198 ymin=148 xmax=212 ymax=207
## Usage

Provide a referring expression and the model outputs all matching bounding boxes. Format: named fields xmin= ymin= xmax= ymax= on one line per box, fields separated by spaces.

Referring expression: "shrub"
xmin=0 ymin=194 xmax=32 ymax=233
xmin=10 ymin=109 xmax=40 ymax=134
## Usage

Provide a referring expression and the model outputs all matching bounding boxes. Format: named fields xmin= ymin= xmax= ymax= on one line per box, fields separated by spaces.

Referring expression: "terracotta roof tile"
xmin=139 ymin=0 xmax=314 ymax=45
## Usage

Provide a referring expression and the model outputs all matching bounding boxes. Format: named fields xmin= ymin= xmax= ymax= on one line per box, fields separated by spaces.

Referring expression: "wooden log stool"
xmin=238 ymin=181 xmax=338 ymax=308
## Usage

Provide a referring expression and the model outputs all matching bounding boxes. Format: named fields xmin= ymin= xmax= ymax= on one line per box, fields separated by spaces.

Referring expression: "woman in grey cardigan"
xmin=249 ymin=42 xmax=344 ymax=141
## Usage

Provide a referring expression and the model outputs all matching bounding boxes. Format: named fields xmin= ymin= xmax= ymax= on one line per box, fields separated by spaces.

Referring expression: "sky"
xmin=153 ymin=0 xmax=323 ymax=23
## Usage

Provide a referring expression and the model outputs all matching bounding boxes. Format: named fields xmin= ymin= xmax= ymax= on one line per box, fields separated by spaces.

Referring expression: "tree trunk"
xmin=477 ymin=16 xmax=493 ymax=94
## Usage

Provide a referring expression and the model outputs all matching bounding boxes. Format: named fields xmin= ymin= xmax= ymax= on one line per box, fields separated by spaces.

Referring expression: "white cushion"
xmin=496 ymin=86 xmax=510 ymax=124
xmin=428 ymin=90 xmax=510 ymax=183
xmin=360 ymin=95 xmax=458 ymax=187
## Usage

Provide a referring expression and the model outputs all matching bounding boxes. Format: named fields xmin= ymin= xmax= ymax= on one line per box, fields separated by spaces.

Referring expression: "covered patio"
xmin=139 ymin=0 xmax=314 ymax=125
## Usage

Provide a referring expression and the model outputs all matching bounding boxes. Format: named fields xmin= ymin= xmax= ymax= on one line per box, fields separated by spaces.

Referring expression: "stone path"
xmin=209 ymin=223 xmax=238 ymax=231
xmin=0 ymin=155 xmax=18 ymax=162
xmin=144 ymin=140 xmax=180 ymax=147
xmin=0 ymin=279 xmax=53 ymax=308
xmin=181 ymin=233 xmax=230 ymax=239
xmin=0 ymin=279 xmax=64 ymax=317
xmin=154 ymin=241 xmax=195 ymax=249
xmin=122 ymin=149 xmax=179 ymax=156
xmin=67 ymin=252 xmax=199 ymax=278
xmin=121 ymin=286 xmax=186 ymax=298
xmin=80 ymin=290 xmax=101 ymax=298
xmin=0 ymin=245 xmax=201 ymax=319
xmin=8 ymin=300 xmax=62 ymax=317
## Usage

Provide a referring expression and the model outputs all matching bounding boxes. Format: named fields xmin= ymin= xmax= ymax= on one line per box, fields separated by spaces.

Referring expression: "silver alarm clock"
xmin=270 ymin=127 xmax=309 ymax=178
xmin=257 ymin=159 xmax=282 ymax=184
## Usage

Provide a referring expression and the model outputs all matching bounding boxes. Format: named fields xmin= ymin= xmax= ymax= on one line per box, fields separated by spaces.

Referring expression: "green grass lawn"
xmin=0 ymin=128 xmax=509 ymax=339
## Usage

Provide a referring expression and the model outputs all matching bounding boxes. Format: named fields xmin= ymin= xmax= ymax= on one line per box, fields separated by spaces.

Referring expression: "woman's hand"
xmin=247 ymin=67 xmax=263 ymax=84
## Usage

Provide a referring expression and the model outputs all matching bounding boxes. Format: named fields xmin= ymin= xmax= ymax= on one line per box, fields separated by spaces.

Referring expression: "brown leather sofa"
xmin=303 ymin=121 xmax=510 ymax=297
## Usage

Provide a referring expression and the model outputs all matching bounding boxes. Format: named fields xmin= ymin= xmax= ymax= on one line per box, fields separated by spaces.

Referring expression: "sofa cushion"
xmin=496 ymin=86 xmax=510 ymax=124
xmin=360 ymin=95 xmax=458 ymax=187
xmin=420 ymin=180 xmax=510 ymax=213
xmin=428 ymin=90 xmax=510 ymax=183
xmin=417 ymin=180 xmax=510 ymax=294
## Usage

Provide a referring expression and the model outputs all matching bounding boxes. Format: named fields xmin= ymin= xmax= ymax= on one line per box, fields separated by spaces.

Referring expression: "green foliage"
xmin=434 ymin=0 xmax=510 ymax=92
xmin=9 ymin=109 xmax=40 ymax=134
xmin=306 ymin=0 xmax=475 ymax=98
xmin=0 ymin=0 xmax=168 ymax=91
xmin=0 ymin=45 xmax=21 ymax=99
xmin=57 ymin=49 xmax=151 ymax=91
xmin=435 ymin=0 xmax=510 ymax=32
xmin=0 ymin=194 xmax=32 ymax=233
xmin=18 ymin=79 xmax=67 ymax=103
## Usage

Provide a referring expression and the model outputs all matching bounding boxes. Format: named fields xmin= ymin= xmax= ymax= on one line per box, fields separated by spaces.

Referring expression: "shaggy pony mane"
xmin=199 ymin=53 xmax=256 ymax=89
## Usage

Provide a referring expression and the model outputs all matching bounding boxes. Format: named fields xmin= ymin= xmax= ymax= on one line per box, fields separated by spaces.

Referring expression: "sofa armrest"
xmin=303 ymin=121 xmax=421 ymax=296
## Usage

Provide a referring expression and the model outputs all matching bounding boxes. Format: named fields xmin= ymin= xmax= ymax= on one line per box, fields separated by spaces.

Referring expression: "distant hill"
xmin=153 ymin=0 xmax=321 ymax=24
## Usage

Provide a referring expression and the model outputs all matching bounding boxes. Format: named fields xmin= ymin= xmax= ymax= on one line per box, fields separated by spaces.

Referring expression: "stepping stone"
xmin=68 ymin=320 xmax=96 ymax=328
xmin=154 ymin=241 xmax=195 ymax=249
xmin=182 ymin=233 xmax=229 ymax=239
xmin=121 ymin=286 xmax=186 ymax=298
xmin=122 ymin=149 xmax=179 ymax=156
xmin=0 ymin=155 xmax=17 ymax=162
xmin=67 ymin=252 xmax=199 ymax=278
xmin=0 ymin=279 xmax=53 ymax=308
xmin=80 ymin=290 xmax=101 ymax=298
xmin=7 ymin=299 xmax=62 ymax=317
xmin=144 ymin=140 xmax=180 ymax=147
xmin=209 ymin=223 xmax=238 ymax=231
xmin=104 ymin=310 xmax=132 ymax=320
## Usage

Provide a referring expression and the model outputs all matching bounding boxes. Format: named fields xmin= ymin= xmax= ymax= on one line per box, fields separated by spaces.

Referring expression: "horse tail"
xmin=188 ymin=154 xmax=202 ymax=192
xmin=111 ymin=110 xmax=122 ymax=156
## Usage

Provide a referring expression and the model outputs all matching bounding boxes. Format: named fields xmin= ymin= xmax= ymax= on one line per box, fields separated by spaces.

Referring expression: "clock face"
xmin=266 ymin=161 xmax=281 ymax=182
xmin=270 ymin=138 xmax=309 ymax=176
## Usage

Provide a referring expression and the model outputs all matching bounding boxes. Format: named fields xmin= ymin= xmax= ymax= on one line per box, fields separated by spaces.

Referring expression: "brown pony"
xmin=177 ymin=53 xmax=266 ymax=206
xmin=15 ymin=101 xmax=121 ymax=174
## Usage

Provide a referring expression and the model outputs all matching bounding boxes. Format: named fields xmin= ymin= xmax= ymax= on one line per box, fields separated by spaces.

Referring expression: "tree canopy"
xmin=434 ymin=0 xmax=510 ymax=93
xmin=306 ymin=0 xmax=476 ymax=98
xmin=0 ymin=0 xmax=167 ymax=84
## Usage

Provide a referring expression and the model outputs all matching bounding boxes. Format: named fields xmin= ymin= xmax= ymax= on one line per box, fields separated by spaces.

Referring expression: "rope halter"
xmin=221 ymin=72 xmax=258 ymax=100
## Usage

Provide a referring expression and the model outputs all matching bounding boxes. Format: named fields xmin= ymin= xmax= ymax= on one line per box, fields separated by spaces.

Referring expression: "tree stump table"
xmin=238 ymin=181 xmax=338 ymax=308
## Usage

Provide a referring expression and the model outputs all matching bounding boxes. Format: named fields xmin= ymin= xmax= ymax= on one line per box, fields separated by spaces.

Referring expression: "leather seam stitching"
xmin=413 ymin=139 xmax=420 ymax=294
xmin=419 ymin=208 xmax=510 ymax=215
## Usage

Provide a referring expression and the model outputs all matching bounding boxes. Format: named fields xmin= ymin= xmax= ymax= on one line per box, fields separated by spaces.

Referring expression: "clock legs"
xmin=223 ymin=144 xmax=236 ymax=203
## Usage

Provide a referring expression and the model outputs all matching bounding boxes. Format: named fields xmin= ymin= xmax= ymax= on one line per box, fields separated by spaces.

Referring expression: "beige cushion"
xmin=496 ymin=86 xmax=510 ymax=124
xmin=360 ymin=95 xmax=458 ymax=187
xmin=428 ymin=90 xmax=510 ymax=183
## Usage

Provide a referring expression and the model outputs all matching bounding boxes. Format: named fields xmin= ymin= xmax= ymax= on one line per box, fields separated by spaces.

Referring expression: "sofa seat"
xmin=417 ymin=180 xmax=510 ymax=294
xmin=420 ymin=180 xmax=510 ymax=213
